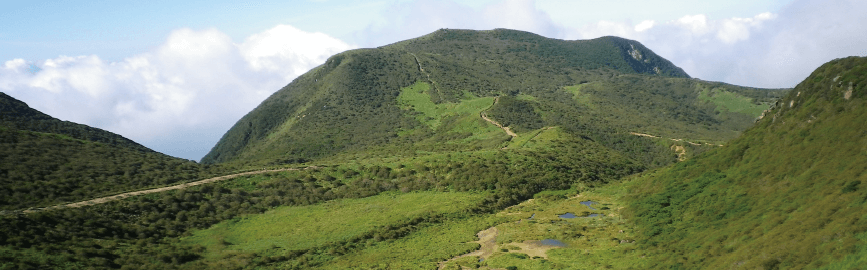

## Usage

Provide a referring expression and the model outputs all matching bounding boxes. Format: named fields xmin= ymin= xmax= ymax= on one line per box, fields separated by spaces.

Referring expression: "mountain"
xmin=202 ymin=28 xmax=786 ymax=166
xmin=0 ymin=30 xmax=795 ymax=269
xmin=0 ymin=93 xmax=224 ymax=210
xmin=627 ymin=56 xmax=867 ymax=269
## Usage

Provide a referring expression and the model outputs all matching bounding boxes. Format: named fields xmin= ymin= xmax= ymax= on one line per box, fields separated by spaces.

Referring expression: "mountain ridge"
xmin=201 ymin=29 xmax=783 ymax=166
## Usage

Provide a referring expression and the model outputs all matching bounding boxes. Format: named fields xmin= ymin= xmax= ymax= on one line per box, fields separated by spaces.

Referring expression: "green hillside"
xmin=0 ymin=29 xmax=800 ymax=270
xmin=1 ymin=92 xmax=150 ymax=152
xmin=202 ymin=28 xmax=786 ymax=167
xmin=627 ymin=56 xmax=867 ymax=269
xmin=0 ymin=93 xmax=227 ymax=210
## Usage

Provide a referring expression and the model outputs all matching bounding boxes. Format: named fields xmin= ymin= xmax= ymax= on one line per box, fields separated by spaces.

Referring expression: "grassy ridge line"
xmin=9 ymin=166 xmax=318 ymax=215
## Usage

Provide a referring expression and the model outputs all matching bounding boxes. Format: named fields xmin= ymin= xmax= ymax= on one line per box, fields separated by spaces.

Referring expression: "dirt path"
xmin=438 ymin=226 xmax=499 ymax=270
xmin=437 ymin=209 xmax=562 ymax=269
xmin=629 ymin=131 xmax=720 ymax=146
xmin=481 ymin=97 xmax=517 ymax=138
xmin=409 ymin=52 xmax=441 ymax=98
xmin=16 ymin=167 xmax=314 ymax=214
xmin=629 ymin=132 xmax=658 ymax=138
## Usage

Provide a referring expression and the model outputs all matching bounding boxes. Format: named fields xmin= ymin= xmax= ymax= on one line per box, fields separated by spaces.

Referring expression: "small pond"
xmin=528 ymin=213 xmax=535 ymax=220
xmin=559 ymin=212 xmax=604 ymax=218
xmin=541 ymin=239 xmax=568 ymax=247
xmin=579 ymin=201 xmax=598 ymax=210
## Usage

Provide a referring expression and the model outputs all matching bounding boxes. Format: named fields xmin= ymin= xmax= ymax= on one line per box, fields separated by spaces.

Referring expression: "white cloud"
xmin=559 ymin=0 xmax=866 ymax=88
xmin=240 ymin=25 xmax=350 ymax=80
xmin=676 ymin=14 xmax=710 ymax=34
xmin=634 ymin=20 xmax=655 ymax=32
xmin=358 ymin=0 xmax=561 ymax=46
xmin=715 ymin=12 xmax=775 ymax=44
xmin=0 ymin=25 xmax=354 ymax=160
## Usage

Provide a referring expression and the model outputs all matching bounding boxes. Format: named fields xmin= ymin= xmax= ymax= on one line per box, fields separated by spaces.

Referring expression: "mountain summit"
xmin=202 ymin=29 xmax=784 ymax=166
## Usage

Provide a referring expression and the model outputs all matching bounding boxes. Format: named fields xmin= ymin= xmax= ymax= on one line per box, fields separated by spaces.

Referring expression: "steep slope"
xmin=627 ymin=56 xmax=867 ymax=269
xmin=203 ymin=28 xmax=786 ymax=166
xmin=0 ymin=93 xmax=223 ymax=210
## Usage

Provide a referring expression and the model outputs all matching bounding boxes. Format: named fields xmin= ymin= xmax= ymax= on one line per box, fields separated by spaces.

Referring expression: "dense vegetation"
xmin=627 ymin=56 xmax=867 ymax=269
xmin=0 ymin=29 xmax=815 ymax=270
xmin=0 ymin=134 xmax=640 ymax=269
xmin=202 ymin=28 xmax=786 ymax=166
xmin=1 ymin=93 xmax=151 ymax=152
xmin=0 ymin=94 xmax=228 ymax=210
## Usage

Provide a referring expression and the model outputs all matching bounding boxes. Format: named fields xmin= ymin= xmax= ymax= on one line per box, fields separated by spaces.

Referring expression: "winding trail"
xmin=14 ymin=167 xmax=316 ymax=214
xmin=481 ymin=97 xmax=517 ymax=138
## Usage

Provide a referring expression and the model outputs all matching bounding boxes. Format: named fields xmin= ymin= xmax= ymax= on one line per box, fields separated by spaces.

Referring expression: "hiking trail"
xmin=8 ymin=167 xmax=317 ymax=215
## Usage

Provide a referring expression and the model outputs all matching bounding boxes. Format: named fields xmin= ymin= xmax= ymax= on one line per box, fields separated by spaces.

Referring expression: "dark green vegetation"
xmin=628 ymin=56 xmax=867 ymax=269
xmin=0 ymin=93 xmax=229 ymax=210
xmin=0 ymin=149 xmax=634 ymax=269
xmin=0 ymin=28 xmax=808 ymax=270
xmin=202 ymin=28 xmax=785 ymax=167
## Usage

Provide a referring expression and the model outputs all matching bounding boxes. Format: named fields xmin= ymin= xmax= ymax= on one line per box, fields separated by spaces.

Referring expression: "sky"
xmin=1 ymin=0 xmax=866 ymax=161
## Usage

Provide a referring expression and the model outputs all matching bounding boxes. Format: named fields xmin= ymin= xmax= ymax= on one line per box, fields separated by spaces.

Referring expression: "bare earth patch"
xmin=438 ymin=227 xmax=499 ymax=269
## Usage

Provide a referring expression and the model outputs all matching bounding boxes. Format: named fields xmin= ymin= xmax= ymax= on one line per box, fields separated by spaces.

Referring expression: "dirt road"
xmin=16 ymin=167 xmax=312 ymax=214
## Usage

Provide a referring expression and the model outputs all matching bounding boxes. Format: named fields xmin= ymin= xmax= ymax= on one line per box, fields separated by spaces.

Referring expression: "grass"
xmin=313 ymin=215 xmax=507 ymax=269
xmin=398 ymin=81 xmax=495 ymax=130
xmin=182 ymin=191 xmax=488 ymax=260
xmin=625 ymin=57 xmax=867 ymax=269
xmin=504 ymin=126 xmax=564 ymax=150
xmin=697 ymin=86 xmax=767 ymax=117
xmin=563 ymin=83 xmax=596 ymax=109
xmin=435 ymin=179 xmax=650 ymax=270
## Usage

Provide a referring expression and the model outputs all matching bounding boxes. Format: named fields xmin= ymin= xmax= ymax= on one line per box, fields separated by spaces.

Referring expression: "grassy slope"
xmin=626 ymin=56 xmax=867 ymax=269
xmin=202 ymin=28 xmax=786 ymax=168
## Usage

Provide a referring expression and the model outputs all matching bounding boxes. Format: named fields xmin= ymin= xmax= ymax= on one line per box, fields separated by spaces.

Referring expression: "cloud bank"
xmin=1 ymin=25 xmax=354 ymax=160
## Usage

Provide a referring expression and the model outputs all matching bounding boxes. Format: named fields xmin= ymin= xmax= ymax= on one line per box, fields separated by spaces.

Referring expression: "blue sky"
xmin=2 ymin=0 xmax=865 ymax=160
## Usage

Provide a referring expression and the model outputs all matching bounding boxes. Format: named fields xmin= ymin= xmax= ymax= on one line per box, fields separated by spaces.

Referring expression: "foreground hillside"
xmin=0 ymin=93 xmax=228 ymax=210
xmin=628 ymin=56 xmax=867 ymax=269
xmin=203 ymin=28 xmax=786 ymax=167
